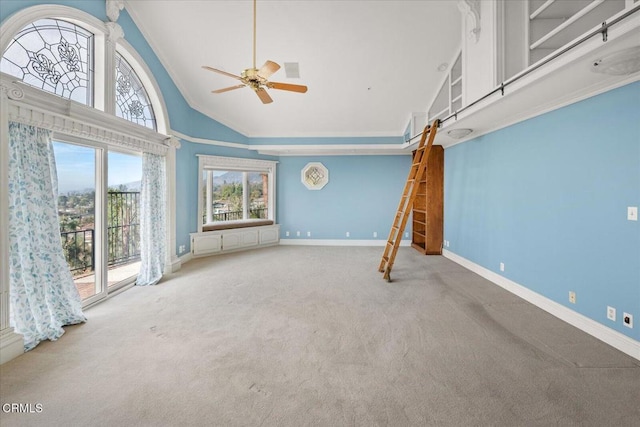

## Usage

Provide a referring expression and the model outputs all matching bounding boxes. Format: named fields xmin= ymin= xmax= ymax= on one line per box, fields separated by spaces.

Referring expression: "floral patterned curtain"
xmin=7 ymin=122 xmax=86 ymax=351
xmin=136 ymin=152 xmax=166 ymax=286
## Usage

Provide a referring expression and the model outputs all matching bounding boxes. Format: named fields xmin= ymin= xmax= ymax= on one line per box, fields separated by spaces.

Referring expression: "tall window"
xmin=1 ymin=7 xmax=168 ymax=308
xmin=115 ymin=52 xmax=156 ymax=130
xmin=0 ymin=18 xmax=93 ymax=105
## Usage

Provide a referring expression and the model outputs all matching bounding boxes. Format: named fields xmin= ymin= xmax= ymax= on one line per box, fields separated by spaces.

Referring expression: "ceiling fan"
xmin=202 ymin=0 xmax=308 ymax=104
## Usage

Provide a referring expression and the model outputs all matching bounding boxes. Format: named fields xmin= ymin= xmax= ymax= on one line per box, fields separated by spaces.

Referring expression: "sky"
xmin=52 ymin=141 xmax=142 ymax=194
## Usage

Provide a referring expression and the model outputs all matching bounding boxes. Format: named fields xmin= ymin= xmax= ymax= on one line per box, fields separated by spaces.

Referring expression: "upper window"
xmin=0 ymin=18 xmax=94 ymax=105
xmin=1 ymin=8 xmax=166 ymax=133
xmin=115 ymin=52 xmax=156 ymax=130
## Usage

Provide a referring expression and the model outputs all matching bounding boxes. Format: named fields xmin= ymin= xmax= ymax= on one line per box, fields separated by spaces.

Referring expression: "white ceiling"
xmin=124 ymin=0 xmax=462 ymax=138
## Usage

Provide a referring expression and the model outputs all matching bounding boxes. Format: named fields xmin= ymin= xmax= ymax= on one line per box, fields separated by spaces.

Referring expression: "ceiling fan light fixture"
xmin=447 ymin=128 xmax=473 ymax=139
xmin=202 ymin=0 xmax=307 ymax=103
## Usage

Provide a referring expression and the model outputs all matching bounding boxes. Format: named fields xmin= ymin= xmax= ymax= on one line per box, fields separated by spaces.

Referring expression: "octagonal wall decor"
xmin=301 ymin=162 xmax=329 ymax=190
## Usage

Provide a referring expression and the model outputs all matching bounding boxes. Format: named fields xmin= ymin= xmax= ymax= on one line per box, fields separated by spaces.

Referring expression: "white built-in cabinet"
xmin=190 ymin=224 xmax=280 ymax=257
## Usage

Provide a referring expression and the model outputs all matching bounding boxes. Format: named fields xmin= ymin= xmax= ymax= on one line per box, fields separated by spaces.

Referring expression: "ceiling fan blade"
xmin=255 ymin=87 xmax=273 ymax=104
xmin=257 ymin=60 xmax=280 ymax=79
xmin=212 ymin=84 xmax=246 ymax=94
xmin=267 ymin=82 xmax=308 ymax=93
xmin=202 ymin=66 xmax=242 ymax=80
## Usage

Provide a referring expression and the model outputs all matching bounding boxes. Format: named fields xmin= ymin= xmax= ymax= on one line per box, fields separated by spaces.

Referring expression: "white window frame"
xmin=0 ymin=4 xmax=178 ymax=320
xmin=197 ymin=155 xmax=278 ymax=233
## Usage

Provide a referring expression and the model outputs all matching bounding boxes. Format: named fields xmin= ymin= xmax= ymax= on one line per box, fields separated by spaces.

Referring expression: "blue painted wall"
xmin=444 ymin=82 xmax=640 ymax=340
xmin=277 ymin=155 xmax=411 ymax=241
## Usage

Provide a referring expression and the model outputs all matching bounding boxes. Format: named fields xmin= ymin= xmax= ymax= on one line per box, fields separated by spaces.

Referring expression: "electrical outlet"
xmin=623 ymin=313 xmax=633 ymax=328
xmin=569 ymin=291 xmax=576 ymax=304
xmin=307 ymin=231 xmax=311 ymax=237
xmin=628 ymin=206 xmax=638 ymax=221
xmin=296 ymin=231 xmax=300 ymax=237
xmin=499 ymin=262 xmax=505 ymax=272
xmin=346 ymin=231 xmax=350 ymax=237
xmin=405 ymin=232 xmax=409 ymax=238
xmin=285 ymin=231 xmax=290 ymax=237
xmin=373 ymin=231 xmax=377 ymax=238
xmin=607 ymin=306 xmax=616 ymax=321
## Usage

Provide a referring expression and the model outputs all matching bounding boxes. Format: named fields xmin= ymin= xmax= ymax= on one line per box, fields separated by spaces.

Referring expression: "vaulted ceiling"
xmin=124 ymin=0 xmax=462 ymax=138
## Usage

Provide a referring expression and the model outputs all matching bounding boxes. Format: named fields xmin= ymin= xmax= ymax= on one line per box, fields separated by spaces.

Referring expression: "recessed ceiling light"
xmin=591 ymin=46 xmax=640 ymax=76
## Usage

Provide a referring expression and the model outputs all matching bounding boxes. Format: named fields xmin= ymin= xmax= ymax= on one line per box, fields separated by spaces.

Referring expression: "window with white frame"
xmin=0 ymin=5 xmax=171 ymax=308
xmin=198 ymin=155 xmax=277 ymax=231
xmin=115 ymin=51 xmax=156 ymax=130
xmin=0 ymin=18 xmax=94 ymax=105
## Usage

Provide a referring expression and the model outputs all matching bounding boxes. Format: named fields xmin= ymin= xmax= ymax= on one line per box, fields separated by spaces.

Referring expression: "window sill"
xmin=202 ymin=219 xmax=274 ymax=232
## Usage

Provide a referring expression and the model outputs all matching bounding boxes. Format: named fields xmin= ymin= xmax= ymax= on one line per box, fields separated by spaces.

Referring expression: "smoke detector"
xmin=591 ymin=46 xmax=640 ymax=76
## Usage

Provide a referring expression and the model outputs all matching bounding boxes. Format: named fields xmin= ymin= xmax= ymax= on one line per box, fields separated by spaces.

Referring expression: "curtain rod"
xmin=407 ymin=4 xmax=640 ymax=142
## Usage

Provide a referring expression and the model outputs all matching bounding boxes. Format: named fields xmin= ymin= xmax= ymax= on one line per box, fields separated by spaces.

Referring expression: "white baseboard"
xmin=279 ymin=239 xmax=412 ymax=247
xmin=177 ymin=251 xmax=193 ymax=266
xmin=0 ymin=329 xmax=24 ymax=364
xmin=442 ymin=249 xmax=640 ymax=361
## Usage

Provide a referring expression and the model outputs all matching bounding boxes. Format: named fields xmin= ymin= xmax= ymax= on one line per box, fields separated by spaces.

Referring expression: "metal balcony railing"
xmin=60 ymin=191 xmax=141 ymax=276
xmin=211 ymin=207 xmax=267 ymax=222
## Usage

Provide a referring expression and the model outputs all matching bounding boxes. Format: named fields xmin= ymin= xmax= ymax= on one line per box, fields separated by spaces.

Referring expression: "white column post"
xmin=104 ymin=22 xmax=124 ymax=116
xmin=242 ymin=172 xmax=249 ymax=220
xmin=0 ymin=81 xmax=26 ymax=364
xmin=206 ymin=171 xmax=213 ymax=223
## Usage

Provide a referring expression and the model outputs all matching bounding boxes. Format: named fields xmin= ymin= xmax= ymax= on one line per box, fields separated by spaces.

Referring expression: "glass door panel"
xmin=107 ymin=151 xmax=142 ymax=288
xmin=52 ymin=141 xmax=101 ymax=301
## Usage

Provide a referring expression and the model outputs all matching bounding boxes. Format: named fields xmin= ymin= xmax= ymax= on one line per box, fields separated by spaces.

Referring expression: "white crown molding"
xmin=170 ymin=129 xmax=249 ymax=150
xmin=442 ymin=250 xmax=640 ymax=361
xmin=1 ymin=74 xmax=170 ymax=155
xmin=122 ymin=1 xmax=217 ymax=131
xmin=172 ymin=128 xmax=412 ymax=156
xmin=196 ymin=154 xmax=277 ymax=172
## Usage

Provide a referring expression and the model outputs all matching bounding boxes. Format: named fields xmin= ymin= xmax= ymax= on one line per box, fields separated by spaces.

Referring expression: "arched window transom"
xmin=115 ymin=52 xmax=156 ymax=130
xmin=0 ymin=18 xmax=93 ymax=105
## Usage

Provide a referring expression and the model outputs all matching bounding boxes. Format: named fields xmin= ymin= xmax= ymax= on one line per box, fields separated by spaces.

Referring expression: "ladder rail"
xmin=379 ymin=119 xmax=439 ymax=281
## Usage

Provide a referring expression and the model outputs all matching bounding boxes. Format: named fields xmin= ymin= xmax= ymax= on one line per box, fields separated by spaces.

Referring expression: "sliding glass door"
xmin=107 ymin=151 xmax=142 ymax=290
xmin=52 ymin=141 xmax=142 ymax=305
xmin=52 ymin=140 xmax=104 ymax=303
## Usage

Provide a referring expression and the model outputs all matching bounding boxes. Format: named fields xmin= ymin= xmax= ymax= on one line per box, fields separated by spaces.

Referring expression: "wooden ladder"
xmin=378 ymin=119 xmax=439 ymax=282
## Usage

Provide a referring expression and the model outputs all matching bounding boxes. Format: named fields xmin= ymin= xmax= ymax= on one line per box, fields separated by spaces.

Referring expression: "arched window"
xmin=0 ymin=18 xmax=93 ymax=105
xmin=0 ymin=6 xmax=168 ymax=132
xmin=115 ymin=51 xmax=156 ymax=130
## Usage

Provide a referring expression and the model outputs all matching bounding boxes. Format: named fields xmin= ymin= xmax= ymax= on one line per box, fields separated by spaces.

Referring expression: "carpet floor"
xmin=1 ymin=246 xmax=638 ymax=426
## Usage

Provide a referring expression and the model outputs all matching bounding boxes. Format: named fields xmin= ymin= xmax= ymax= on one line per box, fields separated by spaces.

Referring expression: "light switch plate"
xmin=628 ymin=206 xmax=638 ymax=221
